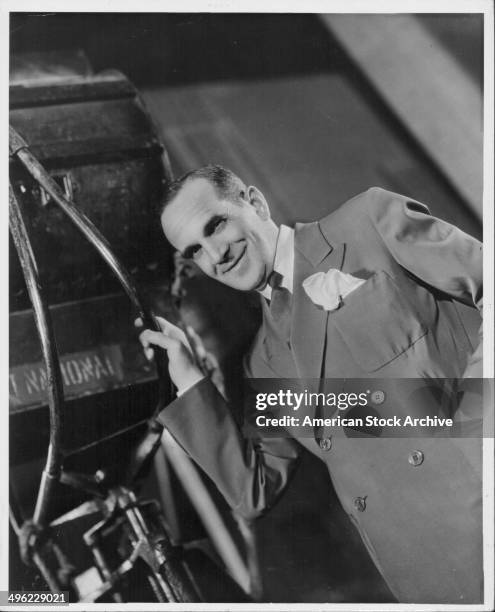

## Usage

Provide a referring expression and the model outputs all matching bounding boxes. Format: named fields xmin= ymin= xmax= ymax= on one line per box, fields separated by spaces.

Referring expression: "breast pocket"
xmin=331 ymin=270 xmax=429 ymax=372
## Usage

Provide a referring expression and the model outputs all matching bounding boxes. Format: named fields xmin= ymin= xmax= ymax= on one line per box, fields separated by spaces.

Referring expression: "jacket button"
xmin=408 ymin=450 xmax=424 ymax=466
xmin=353 ymin=496 xmax=367 ymax=512
xmin=319 ymin=437 xmax=332 ymax=451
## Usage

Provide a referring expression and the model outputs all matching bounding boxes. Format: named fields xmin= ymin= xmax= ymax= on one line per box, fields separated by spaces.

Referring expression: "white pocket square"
xmin=302 ymin=269 xmax=366 ymax=311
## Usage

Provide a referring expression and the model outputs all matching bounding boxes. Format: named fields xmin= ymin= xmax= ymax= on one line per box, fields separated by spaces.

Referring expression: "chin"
xmin=221 ymin=264 xmax=266 ymax=292
xmin=234 ymin=279 xmax=258 ymax=292
xmin=247 ymin=274 xmax=267 ymax=292
xmin=223 ymin=275 xmax=259 ymax=292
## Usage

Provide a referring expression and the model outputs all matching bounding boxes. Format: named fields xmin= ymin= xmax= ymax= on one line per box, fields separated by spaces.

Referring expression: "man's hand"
xmin=135 ymin=316 xmax=204 ymax=394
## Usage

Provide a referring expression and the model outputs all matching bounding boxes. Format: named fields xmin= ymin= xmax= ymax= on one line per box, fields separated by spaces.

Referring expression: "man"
xmin=138 ymin=165 xmax=483 ymax=603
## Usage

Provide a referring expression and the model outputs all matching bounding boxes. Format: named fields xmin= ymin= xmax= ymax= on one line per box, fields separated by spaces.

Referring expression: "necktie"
xmin=269 ymin=274 xmax=292 ymax=344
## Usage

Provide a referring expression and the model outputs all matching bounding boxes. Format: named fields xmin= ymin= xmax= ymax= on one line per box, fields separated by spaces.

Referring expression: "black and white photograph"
xmin=2 ymin=1 xmax=494 ymax=610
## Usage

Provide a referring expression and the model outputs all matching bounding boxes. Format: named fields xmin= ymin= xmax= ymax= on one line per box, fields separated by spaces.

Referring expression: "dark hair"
xmin=160 ymin=164 xmax=246 ymax=218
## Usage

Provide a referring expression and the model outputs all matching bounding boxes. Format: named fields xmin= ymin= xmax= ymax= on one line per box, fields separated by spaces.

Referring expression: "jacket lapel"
xmin=290 ymin=221 xmax=345 ymax=379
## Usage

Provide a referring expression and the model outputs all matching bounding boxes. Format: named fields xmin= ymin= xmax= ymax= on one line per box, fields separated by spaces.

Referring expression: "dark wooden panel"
xmin=9 ymin=293 xmax=166 ymax=413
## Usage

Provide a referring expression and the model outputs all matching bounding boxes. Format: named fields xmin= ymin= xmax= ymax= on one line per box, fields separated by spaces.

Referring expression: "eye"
xmin=212 ymin=217 xmax=227 ymax=232
xmin=183 ymin=244 xmax=202 ymax=260
xmin=190 ymin=245 xmax=203 ymax=260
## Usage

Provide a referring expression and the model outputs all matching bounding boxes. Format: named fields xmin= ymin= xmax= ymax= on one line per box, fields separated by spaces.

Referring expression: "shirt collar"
xmin=260 ymin=224 xmax=294 ymax=300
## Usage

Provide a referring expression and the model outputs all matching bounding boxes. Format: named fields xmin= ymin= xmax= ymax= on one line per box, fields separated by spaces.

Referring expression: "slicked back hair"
xmin=159 ymin=165 xmax=246 ymax=218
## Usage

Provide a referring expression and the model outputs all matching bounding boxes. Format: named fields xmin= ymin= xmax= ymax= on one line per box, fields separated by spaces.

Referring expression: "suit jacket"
xmin=158 ymin=187 xmax=483 ymax=603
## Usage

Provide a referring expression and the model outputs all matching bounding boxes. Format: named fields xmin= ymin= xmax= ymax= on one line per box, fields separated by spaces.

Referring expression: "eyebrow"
xmin=181 ymin=214 xmax=225 ymax=259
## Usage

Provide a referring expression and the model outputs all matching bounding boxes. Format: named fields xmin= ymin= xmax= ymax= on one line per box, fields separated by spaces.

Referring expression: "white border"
xmin=1 ymin=2 xmax=493 ymax=611
xmin=0 ymin=0 xmax=492 ymax=13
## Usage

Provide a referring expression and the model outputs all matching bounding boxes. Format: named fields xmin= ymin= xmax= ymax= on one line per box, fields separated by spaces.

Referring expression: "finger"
xmin=186 ymin=325 xmax=207 ymax=360
xmin=134 ymin=317 xmax=143 ymax=328
xmin=144 ymin=347 xmax=154 ymax=361
xmin=155 ymin=316 xmax=190 ymax=347
xmin=140 ymin=329 xmax=178 ymax=351
xmin=154 ymin=315 xmax=174 ymax=333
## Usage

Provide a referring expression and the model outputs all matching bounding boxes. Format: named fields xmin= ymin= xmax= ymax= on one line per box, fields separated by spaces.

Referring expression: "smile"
xmin=224 ymin=245 xmax=247 ymax=274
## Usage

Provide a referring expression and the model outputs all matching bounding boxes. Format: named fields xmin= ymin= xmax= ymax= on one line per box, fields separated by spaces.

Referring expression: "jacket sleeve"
xmin=366 ymin=187 xmax=483 ymax=379
xmin=157 ymin=376 xmax=301 ymax=520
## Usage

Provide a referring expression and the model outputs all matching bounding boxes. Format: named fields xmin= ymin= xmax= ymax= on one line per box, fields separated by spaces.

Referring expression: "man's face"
xmin=161 ymin=178 xmax=278 ymax=291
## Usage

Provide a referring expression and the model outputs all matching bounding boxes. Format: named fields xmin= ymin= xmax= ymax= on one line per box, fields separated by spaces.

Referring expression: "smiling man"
xmin=139 ymin=164 xmax=483 ymax=604
xmin=160 ymin=166 xmax=278 ymax=292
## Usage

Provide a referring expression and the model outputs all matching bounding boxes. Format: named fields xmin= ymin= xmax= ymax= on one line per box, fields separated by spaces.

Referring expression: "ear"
xmin=246 ymin=185 xmax=271 ymax=220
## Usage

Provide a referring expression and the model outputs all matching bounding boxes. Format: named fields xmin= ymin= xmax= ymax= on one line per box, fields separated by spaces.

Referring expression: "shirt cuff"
xmin=176 ymin=373 xmax=206 ymax=397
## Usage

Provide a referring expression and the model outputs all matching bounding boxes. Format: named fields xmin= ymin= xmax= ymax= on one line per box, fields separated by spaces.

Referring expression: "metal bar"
xmin=9 ymin=483 xmax=25 ymax=536
xmin=153 ymin=447 xmax=181 ymax=543
xmin=9 ymin=183 xmax=65 ymax=527
xmin=9 ymin=125 xmax=170 ymax=414
xmin=62 ymin=418 xmax=149 ymax=457
xmin=32 ymin=551 xmax=63 ymax=593
xmin=161 ymin=429 xmax=251 ymax=595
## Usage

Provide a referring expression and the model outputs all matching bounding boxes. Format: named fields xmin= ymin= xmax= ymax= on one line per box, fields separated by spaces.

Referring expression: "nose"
xmin=203 ymin=239 xmax=229 ymax=268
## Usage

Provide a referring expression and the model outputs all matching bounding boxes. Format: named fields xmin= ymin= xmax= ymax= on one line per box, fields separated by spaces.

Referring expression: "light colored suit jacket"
xmin=159 ymin=187 xmax=483 ymax=603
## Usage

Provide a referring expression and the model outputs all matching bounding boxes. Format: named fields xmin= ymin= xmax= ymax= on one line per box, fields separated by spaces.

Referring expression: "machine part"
xmin=10 ymin=126 xmax=170 ymax=460
xmin=9 ymin=127 xmax=164 ymax=356
xmin=9 ymin=131 xmax=254 ymax=602
xmin=80 ymin=487 xmax=200 ymax=602
xmin=152 ymin=446 xmax=181 ymax=543
xmin=8 ymin=133 xmax=190 ymax=601
xmin=160 ymin=429 xmax=252 ymax=595
xmin=8 ymin=63 xmax=259 ymax=600
xmin=9 ymin=184 xmax=65 ymax=528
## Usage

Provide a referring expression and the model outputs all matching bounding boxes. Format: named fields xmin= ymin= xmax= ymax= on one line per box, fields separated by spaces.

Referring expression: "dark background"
xmin=10 ymin=13 xmax=483 ymax=88
xmin=10 ymin=13 xmax=483 ymax=234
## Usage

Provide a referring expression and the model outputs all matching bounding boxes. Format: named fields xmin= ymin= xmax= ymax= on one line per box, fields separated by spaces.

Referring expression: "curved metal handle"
xmin=9 ymin=125 xmax=171 ymax=411
xmin=9 ymin=184 xmax=64 ymax=527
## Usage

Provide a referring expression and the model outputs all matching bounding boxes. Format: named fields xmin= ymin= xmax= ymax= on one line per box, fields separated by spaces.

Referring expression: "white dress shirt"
xmin=260 ymin=224 xmax=295 ymax=300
